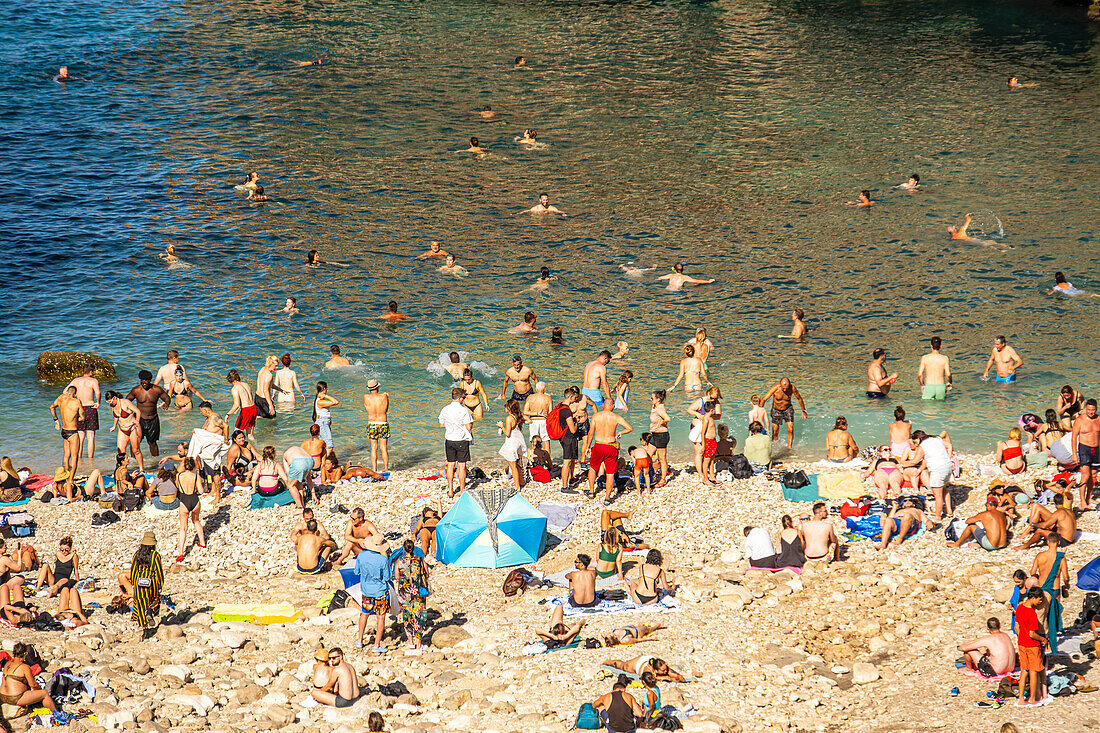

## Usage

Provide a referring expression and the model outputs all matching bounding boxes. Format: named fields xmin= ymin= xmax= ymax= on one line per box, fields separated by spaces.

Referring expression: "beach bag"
xmin=575 ymin=702 xmax=601 ymax=730
xmin=6 ymin=512 xmax=36 ymax=537
xmin=326 ymin=590 xmax=351 ymax=613
xmin=0 ymin=485 xmax=21 ymax=503
xmin=530 ymin=465 xmax=552 ymax=483
xmin=839 ymin=498 xmax=869 ymax=519
xmin=502 ymin=569 xmax=527 ymax=597
xmin=728 ymin=454 xmax=753 ymax=479
xmin=547 ymin=404 xmax=567 ymax=441
xmin=648 ymin=711 xmax=684 ymax=730
xmin=781 ymin=470 xmax=809 ymax=489
xmin=113 ymin=490 xmax=144 ymax=512
xmin=688 ymin=421 xmax=702 ymax=444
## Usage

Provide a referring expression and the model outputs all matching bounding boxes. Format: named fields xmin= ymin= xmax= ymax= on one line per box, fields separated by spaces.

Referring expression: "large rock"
xmin=852 ymin=662 xmax=879 ymax=684
xmin=431 ymin=625 xmax=472 ymax=649
xmin=36 ymin=351 xmax=116 ymax=384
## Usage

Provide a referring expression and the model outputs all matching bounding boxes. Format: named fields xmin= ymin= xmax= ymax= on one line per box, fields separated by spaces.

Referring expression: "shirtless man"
xmin=333 ymin=508 xmax=379 ymax=567
xmin=524 ymin=382 xmax=553 ymax=451
xmin=697 ymin=401 xmax=719 ymax=485
xmin=363 ymin=379 xmax=390 ymax=473
xmin=1030 ymin=533 xmax=1069 ymax=599
xmin=982 ymin=336 xmax=1023 ymax=383
xmin=501 ymin=355 xmax=537 ymax=402
xmin=877 ymin=497 xmax=931 ymax=550
xmin=845 ymin=190 xmax=874 ymax=207
xmin=225 ymin=369 xmax=257 ymax=441
xmin=255 ymin=356 xmax=280 ymax=421
xmin=291 ymin=507 xmax=330 ymax=543
xmin=949 ymin=498 xmax=1009 ymax=550
xmin=325 ymin=345 xmax=351 ymax=369
xmin=566 ymin=553 xmax=598 ymax=607
xmin=67 ymin=364 xmax=100 ymax=462
xmin=415 ymin=241 xmax=448 ymax=260
xmin=780 ymin=309 xmax=808 ymax=340
xmin=801 ymin=502 xmax=839 ymax=562
xmin=50 ymin=386 xmax=83 ymax=482
xmin=510 ymin=311 xmax=539 ymax=334
xmin=866 ymin=348 xmax=898 ymax=398
xmin=657 ymin=263 xmax=714 ymax=292
xmin=761 ymin=377 xmax=807 ymax=449
xmin=166 ymin=367 xmax=204 ymax=410
xmin=464 ymin=136 xmax=484 ymax=154
xmin=295 ymin=520 xmax=336 ymax=575
xmin=439 ymin=254 xmax=468 ymax=276
xmin=154 ymin=351 xmax=186 ymax=390
xmin=918 ymin=337 xmax=952 ymax=400
xmin=588 ymin=400 xmax=633 ymax=501
xmin=1072 ymin=399 xmax=1100 ymax=509
xmin=582 ymin=351 xmax=613 ymax=409
xmin=196 ymin=400 xmax=229 ymax=441
xmin=376 ymin=300 xmax=409 ymax=321
xmin=127 ymin=370 xmax=170 ymax=458
xmin=527 ymin=193 xmax=566 ymax=215
xmin=433 ymin=353 xmax=463 ymax=384
xmin=894 ymin=174 xmax=920 ymax=191
xmin=311 ymin=647 xmax=359 ymax=708
xmin=1014 ymin=493 xmax=1077 ymax=548
xmin=957 ymin=617 xmax=1016 ymax=676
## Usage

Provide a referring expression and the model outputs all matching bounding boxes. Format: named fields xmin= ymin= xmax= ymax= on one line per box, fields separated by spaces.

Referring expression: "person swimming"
xmin=159 ymin=245 xmax=180 ymax=265
xmin=894 ymin=174 xmax=920 ymax=190
xmin=620 ymin=262 xmax=657 ymax=276
xmin=248 ymin=185 xmax=269 ymax=202
xmin=241 ymin=172 xmax=260 ymax=190
xmin=947 ymin=214 xmax=1005 ymax=247
xmin=464 ymin=137 xmax=484 ymax=154
xmin=524 ymin=267 xmax=556 ymax=293
xmin=440 ymin=254 xmax=468 ymax=277
xmin=1008 ymin=76 xmax=1037 ymax=89
xmin=55 ymin=66 xmax=71 ymax=83
xmin=306 ymin=250 xmax=349 ymax=268
xmin=513 ymin=56 xmax=527 ymax=68
xmin=1046 ymin=271 xmax=1096 ymax=297
xmin=845 ymin=189 xmax=873 ymax=207
xmin=526 ymin=193 xmax=566 ymax=216
xmin=293 ymin=59 xmax=322 ymax=67
xmin=477 ymin=105 xmax=502 ymax=119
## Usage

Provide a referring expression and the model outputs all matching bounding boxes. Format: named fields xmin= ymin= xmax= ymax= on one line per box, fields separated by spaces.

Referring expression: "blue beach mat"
xmin=844 ymin=515 xmax=925 ymax=543
xmin=249 ymin=490 xmax=296 ymax=509
xmin=0 ymin=498 xmax=30 ymax=508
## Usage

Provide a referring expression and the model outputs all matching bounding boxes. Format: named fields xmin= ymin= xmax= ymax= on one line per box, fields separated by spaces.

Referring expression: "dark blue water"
xmin=1 ymin=0 xmax=1098 ymax=469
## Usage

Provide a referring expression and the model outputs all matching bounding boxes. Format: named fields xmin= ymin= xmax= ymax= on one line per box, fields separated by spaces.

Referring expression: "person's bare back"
xmin=801 ymin=518 xmax=837 ymax=561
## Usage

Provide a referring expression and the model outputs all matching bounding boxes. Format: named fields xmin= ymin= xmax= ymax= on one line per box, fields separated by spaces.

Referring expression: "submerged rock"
xmin=36 ymin=351 xmax=116 ymax=384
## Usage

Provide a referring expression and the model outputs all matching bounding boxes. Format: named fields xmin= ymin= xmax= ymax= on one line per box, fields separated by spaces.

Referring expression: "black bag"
xmin=326 ymin=589 xmax=351 ymax=613
xmin=113 ymin=490 xmax=144 ymax=512
xmin=40 ymin=490 xmax=54 ymax=503
xmin=644 ymin=711 xmax=683 ymax=730
xmin=729 ymin=454 xmax=753 ymax=479
xmin=781 ymin=470 xmax=809 ymax=489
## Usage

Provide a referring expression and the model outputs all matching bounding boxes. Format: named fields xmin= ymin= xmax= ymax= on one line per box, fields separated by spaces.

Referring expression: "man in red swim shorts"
xmin=698 ymin=400 xmax=719 ymax=486
xmin=587 ymin=400 xmax=633 ymax=503
xmin=225 ymin=369 xmax=258 ymax=440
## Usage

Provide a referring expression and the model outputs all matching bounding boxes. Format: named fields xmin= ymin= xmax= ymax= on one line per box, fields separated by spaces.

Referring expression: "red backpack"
xmin=546 ymin=403 xmax=567 ymax=441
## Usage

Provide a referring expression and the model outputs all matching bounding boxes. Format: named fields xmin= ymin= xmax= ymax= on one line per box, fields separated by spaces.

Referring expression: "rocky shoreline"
xmin=3 ymin=451 xmax=1098 ymax=733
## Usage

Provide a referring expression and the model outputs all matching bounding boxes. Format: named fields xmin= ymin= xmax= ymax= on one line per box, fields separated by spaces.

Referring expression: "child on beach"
xmin=748 ymin=395 xmax=770 ymax=435
xmin=630 ymin=442 xmax=652 ymax=495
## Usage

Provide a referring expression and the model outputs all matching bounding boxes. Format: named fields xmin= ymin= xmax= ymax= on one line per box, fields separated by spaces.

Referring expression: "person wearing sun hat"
xmin=355 ymin=534 xmax=391 ymax=652
xmin=115 ymin=530 xmax=164 ymax=638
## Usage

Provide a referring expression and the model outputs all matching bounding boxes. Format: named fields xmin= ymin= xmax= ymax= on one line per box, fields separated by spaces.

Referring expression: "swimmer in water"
xmin=247 ymin=185 xmax=269 ymax=202
xmin=549 ymin=327 xmax=567 ymax=345
xmin=293 ymin=59 xmax=322 ymax=67
xmin=947 ymin=214 xmax=1005 ymax=247
xmin=439 ymin=254 xmax=468 ymax=277
xmin=657 ymin=263 xmax=714 ymax=292
xmin=306 ymin=250 xmax=349 ymax=268
xmin=610 ymin=341 xmax=629 ymax=360
xmin=779 ymin=309 xmax=808 ymax=340
xmin=376 ymin=300 xmax=410 ymax=321
xmin=241 ymin=172 xmax=260 ymax=190
xmin=283 ymin=297 xmax=300 ymax=315
xmin=526 ymin=193 xmax=566 ymax=216
xmin=894 ymin=174 xmax=920 ymax=191
xmin=477 ymin=105 xmax=502 ymax=120
xmin=464 ymin=137 xmax=485 ymax=154
xmin=514 ymin=56 xmax=527 ymax=68
xmin=159 ymin=245 xmax=180 ymax=264
xmin=54 ymin=66 xmax=78 ymax=83
xmin=525 ymin=267 xmax=557 ymax=293
xmin=620 ymin=262 xmax=657 ymax=276
xmin=1008 ymin=76 xmax=1037 ymax=89
xmin=515 ymin=129 xmax=539 ymax=146
xmin=1046 ymin=271 xmax=1098 ymax=298
xmin=845 ymin=190 xmax=874 ymax=207
xmin=416 ymin=241 xmax=448 ymax=260
xmin=510 ymin=311 xmax=539 ymax=334
xmin=669 ymin=344 xmax=709 ymax=392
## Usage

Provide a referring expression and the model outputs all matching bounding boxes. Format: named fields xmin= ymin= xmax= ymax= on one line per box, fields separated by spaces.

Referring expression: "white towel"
xmin=188 ymin=428 xmax=227 ymax=468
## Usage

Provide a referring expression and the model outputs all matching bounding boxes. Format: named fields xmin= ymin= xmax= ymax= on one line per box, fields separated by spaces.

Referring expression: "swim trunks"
xmin=445 ymin=440 xmax=470 ymax=463
xmin=297 ymin=555 xmax=326 ymax=575
xmin=254 ymin=395 xmax=276 ymax=420
xmin=361 ymin=594 xmax=388 ymax=615
xmin=236 ymin=405 xmax=257 ymax=431
xmin=892 ymin=518 xmax=918 ymax=539
xmin=771 ymin=406 xmax=794 ymax=424
xmin=334 ymin=694 xmax=362 ymax=709
xmin=568 ymin=593 xmax=599 ymax=608
xmin=994 ymin=374 xmax=1017 ymax=384
xmin=287 ymin=456 xmax=314 ymax=483
xmin=921 ymin=384 xmax=947 ymax=400
xmin=866 ymin=391 xmax=887 ymax=399
xmin=1018 ymin=644 xmax=1042 ymax=672
xmin=590 ymin=442 xmax=619 ymax=475
xmin=76 ymin=406 xmax=99 ymax=432
xmin=649 ymin=432 xmax=670 ymax=449
xmin=581 ymin=387 xmax=604 ymax=408
xmin=139 ymin=414 xmax=161 ymax=443
xmin=979 ymin=534 xmax=1005 ymax=551
xmin=511 ymin=390 xmax=532 ymax=403
xmin=1078 ymin=443 xmax=1100 ymax=468
xmin=60 ymin=429 xmax=77 ymax=440
xmin=703 ymin=438 xmax=717 ymax=458
xmin=561 ymin=432 xmax=579 ymax=461
xmin=528 ymin=417 xmax=549 ymax=442
xmin=367 ymin=422 xmax=390 ymax=440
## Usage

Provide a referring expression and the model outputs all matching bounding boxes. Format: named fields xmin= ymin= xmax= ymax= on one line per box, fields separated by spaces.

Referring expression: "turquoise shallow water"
xmin=1 ymin=0 xmax=1098 ymax=470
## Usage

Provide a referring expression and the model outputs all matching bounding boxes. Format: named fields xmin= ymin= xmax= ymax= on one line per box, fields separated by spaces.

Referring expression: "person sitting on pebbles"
xmin=535 ymin=605 xmax=586 ymax=648
xmin=626 ymin=549 xmax=675 ymax=606
xmin=295 ymin=520 xmax=336 ymax=575
xmin=876 ymin=497 xmax=932 ymax=550
xmin=310 ymin=646 xmax=361 ymax=708
xmin=957 ymin=616 xmax=1016 ymax=676
xmin=601 ymin=655 xmax=687 ymax=682
xmin=1013 ymin=493 xmax=1076 ymax=549
xmin=291 ymin=507 xmax=331 ymax=544
xmin=333 ymin=507 xmax=380 ymax=567
xmin=948 ymin=497 xmax=1010 ymax=551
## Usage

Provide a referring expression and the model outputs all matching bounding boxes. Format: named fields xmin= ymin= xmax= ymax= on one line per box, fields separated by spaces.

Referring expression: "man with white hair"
xmin=524 ymin=381 xmax=552 ymax=451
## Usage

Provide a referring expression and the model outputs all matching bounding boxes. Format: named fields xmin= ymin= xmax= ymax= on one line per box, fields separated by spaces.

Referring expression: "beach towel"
xmin=747 ymin=564 xmax=803 ymax=575
xmin=845 ymin=515 xmax=925 ymax=543
xmin=549 ymin=593 xmax=680 ymax=618
xmin=957 ymin=666 xmax=1014 ymax=682
xmin=188 ymin=428 xmax=227 ymax=468
xmin=539 ymin=569 xmax=624 ymax=589
xmin=537 ymin=501 xmax=580 ymax=533
xmin=811 ymin=458 xmax=869 ymax=469
xmin=249 ymin=490 xmax=295 ymax=509
xmin=21 ymin=475 xmax=53 ymax=492
xmin=523 ymin=638 xmax=583 ymax=655
xmin=0 ymin=498 xmax=30 ymax=508
xmin=781 ymin=474 xmax=820 ymax=502
xmin=817 ymin=472 xmax=864 ymax=500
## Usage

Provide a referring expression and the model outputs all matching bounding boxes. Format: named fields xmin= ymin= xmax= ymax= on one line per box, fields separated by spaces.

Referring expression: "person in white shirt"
xmin=913 ymin=429 xmax=954 ymax=521
xmin=439 ymin=388 xmax=474 ymax=498
xmin=743 ymin=526 xmax=775 ymax=565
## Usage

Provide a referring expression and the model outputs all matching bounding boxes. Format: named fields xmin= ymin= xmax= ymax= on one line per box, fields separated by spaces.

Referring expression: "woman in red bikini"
xmin=995 ymin=427 xmax=1026 ymax=475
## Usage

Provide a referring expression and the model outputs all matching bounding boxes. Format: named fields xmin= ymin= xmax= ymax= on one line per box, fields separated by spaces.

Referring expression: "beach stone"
xmin=851 ymin=663 xmax=879 ymax=684
xmin=220 ymin=630 xmax=249 ymax=649
xmin=263 ymin=704 xmax=296 ymax=727
xmin=237 ymin=682 xmax=266 ymax=704
xmin=165 ymin=693 xmax=217 ymax=716
xmin=159 ymin=665 xmax=192 ymax=684
xmin=993 ymin=585 xmax=1013 ymax=604
xmin=430 ymin=625 xmax=472 ymax=649
xmin=36 ymin=351 xmax=116 ymax=384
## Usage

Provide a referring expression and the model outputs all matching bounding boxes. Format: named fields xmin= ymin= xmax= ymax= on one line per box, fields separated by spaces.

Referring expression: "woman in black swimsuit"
xmin=33 ymin=536 xmax=78 ymax=598
xmin=627 ymin=549 xmax=673 ymax=606
xmin=225 ymin=430 xmax=260 ymax=482
xmin=1057 ymin=384 xmax=1083 ymax=431
xmin=175 ymin=457 xmax=206 ymax=563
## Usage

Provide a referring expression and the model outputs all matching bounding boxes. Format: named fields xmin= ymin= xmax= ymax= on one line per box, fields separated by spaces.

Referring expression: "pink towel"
xmin=958 ymin=667 xmax=1013 ymax=681
xmin=747 ymin=565 xmax=804 ymax=575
